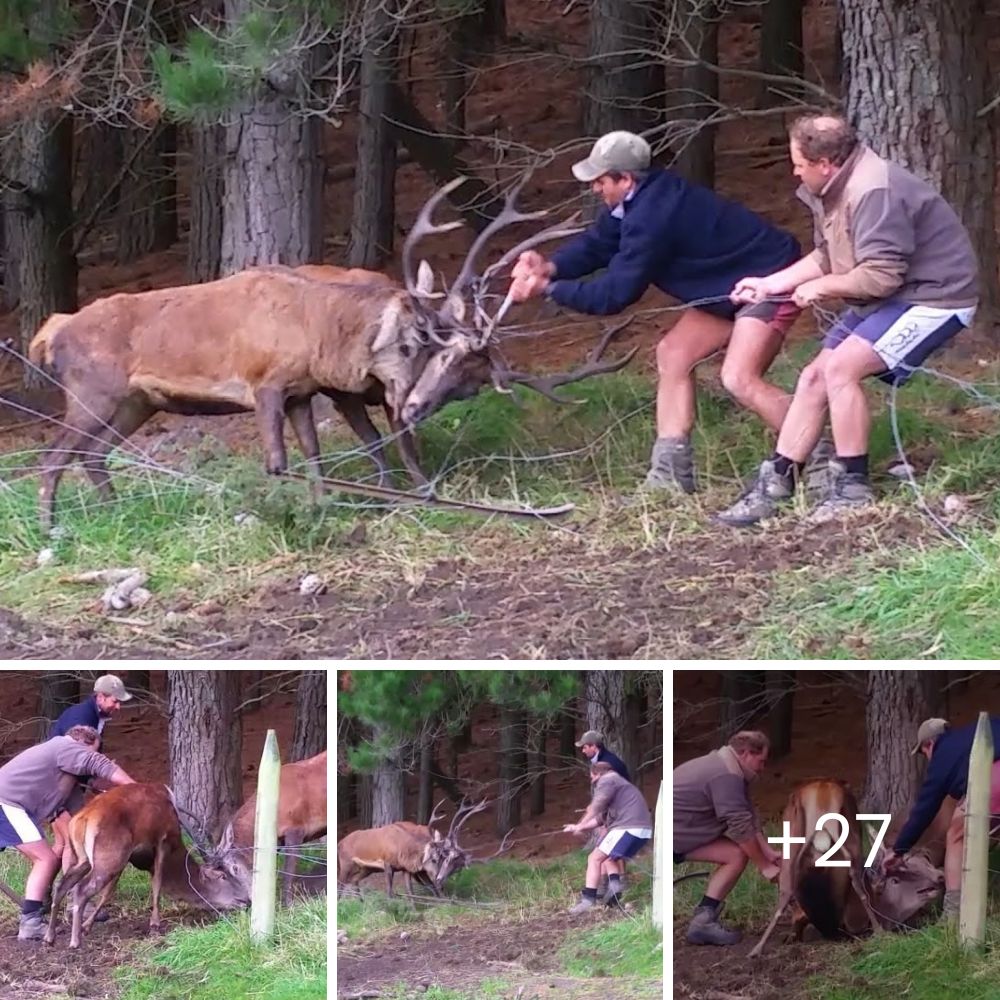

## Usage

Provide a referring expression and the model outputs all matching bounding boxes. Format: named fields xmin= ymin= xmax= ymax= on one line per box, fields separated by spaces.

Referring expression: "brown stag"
xmin=749 ymin=779 xmax=944 ymax=958
xmin=337 ymin=823 xmax=446 ymax=901
xmin=220 ymin=750 xmax=327 ymax=905
xmin=44 ymin=783 xmax=250 ymax=949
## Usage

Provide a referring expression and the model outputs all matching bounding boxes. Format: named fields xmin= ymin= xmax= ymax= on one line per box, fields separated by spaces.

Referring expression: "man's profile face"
xmin=96 ymin=692 xmax=122 ymax=715
xmin=739 ymin=749 xmax=769 ymax=776
xmin=590 ymin=173 xmax=635 ymax=209
xmin=581 ymin=742 xmax=598 ymax=760
xmin=790 ymin=139 xmax=835 ymax=195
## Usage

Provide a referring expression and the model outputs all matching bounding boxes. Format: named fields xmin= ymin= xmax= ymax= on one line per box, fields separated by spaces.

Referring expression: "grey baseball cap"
xmin=94 ymin=674 xmax=133 ymax=701
xmin=574 ymin=729 xmax=604 ymax=747
xmin=571 ymin=131 xmax=651 ymax=182
xmin=910 ymin=718 xmax=949 ymax=755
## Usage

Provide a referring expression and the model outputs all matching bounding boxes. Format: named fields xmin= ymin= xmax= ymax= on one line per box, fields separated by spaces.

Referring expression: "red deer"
xmin=44 ymin=783 xmax=250 ymax=949
xmin=750 ymin=779 xmax=944 ymax=958
xmin=337 ymin=823 xmax=446 ymax=901
xmin=220 ymin=750 xmax=327 ymax=905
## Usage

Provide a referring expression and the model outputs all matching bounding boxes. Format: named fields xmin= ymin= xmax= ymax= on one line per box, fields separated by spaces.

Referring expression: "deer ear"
xmin=433 ymin=830 xmax=442 ymax=842
xmin=416 ymin=260 xmax=435 ymax=298
xmin=372 ymin=298 xmax=405 ymax=353
xmin=443 ymin=292 xmax=466 ymax=324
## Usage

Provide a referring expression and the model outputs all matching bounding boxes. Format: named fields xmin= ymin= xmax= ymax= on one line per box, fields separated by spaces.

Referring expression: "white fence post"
xmin=653 ymin=780 xmax=664 ymax=929
xmin=959 ymin=711 xmax=993 ymax=948
xmin=250 ymin=729 xmax=281 ymax=945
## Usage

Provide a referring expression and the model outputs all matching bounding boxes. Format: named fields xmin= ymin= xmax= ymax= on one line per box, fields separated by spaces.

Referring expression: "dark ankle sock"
xmin=838 ymin=454 xmax=869 ymax=476
xmin=770 ymin=452 xmax=803 ymax=478
xmin=582 ymin=887 xmax=598 ymax=901
xmin=21 ymin=899 xmax=42 ymax=916
xmin=608 ymin=874 xmax=621 ymax=886
xmin=698 ymin=895 xmax=721 ymax=914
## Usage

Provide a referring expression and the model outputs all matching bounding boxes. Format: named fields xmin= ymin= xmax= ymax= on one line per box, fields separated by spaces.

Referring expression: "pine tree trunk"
xmin=417 ymin=735 xmax=433 ymax=823
xmin=757 ymin=0 xmax=804 ymax=107
xmin=167 ymin=671 xmax=242 ymax=841
xmin=766 ymin=671 xmax=795 ymax=758
xmin=558 ymin=709 xmax=577 ymax=761
xmin=496 ymin=706 xmax=523 ymax=835
xmin=584 ymin=670 xmax=630 ymax=768
xmin=585 ymin=0 xmax=658 ymax=135
xmin=841 ymin=0 xmax=999 ymax=335
xmin=75 ymin=123 xmax=123 ymax=255
xmin=115 ymin=124 xmax=178 ymax=264
xmin=358 ymin=773 xmax=373 ymax=828
xmin=7 ymin=112 xmax=77 ymax=386
xmin=667 ymin=2 xmax=719 ymax=188
xmin=623 ymin=684 xmax=644 ymax=778
xmin=37 ymin=672 xmax=80 ymax=740
xmin=719 ymin=671 xmax=766 ymax=741
xmin=348 ymin=0 xmax=398 ymax=268
xmin=860 ymin=671 xmax=931 ymax=817
xmin=291 ymin=670 xmax=326 ymax=761
xmin=188 ymin=122 xmax=224 ymax=280
xmin=0 ymin=196 xmax=16 ymax=310
xmin=528 ymin=719 xmax=546 ymax=817
xmin=371 ymin=726 xmax=405 ymax=827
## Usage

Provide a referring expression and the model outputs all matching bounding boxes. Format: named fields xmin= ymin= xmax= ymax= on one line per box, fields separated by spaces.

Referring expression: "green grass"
xmin=339 ymin=850 xmax=661 ymax=990
xmin=4 ymin=356 xmax=1000 ymax=656
xmin=116 ymin=896 xmax=326 ymax=1000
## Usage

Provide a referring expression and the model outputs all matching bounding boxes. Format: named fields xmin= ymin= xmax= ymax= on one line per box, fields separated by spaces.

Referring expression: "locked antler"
xmin=427 ymin=797 xmax=447 ymax=830
xmin=491 ymin=318 xmax=638 ymax=402
xmin=401 ymin=176 xmax=466 ymax=296
xmin=465 ymin=828 xmax=516 ymax=865
xmin=446 ymin=796 xmax=490 ymax=841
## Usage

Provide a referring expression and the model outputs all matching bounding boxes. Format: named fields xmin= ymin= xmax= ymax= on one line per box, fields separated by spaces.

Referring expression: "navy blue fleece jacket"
xmin=547 ymin=169 xmax=800 ymax=315
xmin=894 ymin=716 xmax=1000 ymax=854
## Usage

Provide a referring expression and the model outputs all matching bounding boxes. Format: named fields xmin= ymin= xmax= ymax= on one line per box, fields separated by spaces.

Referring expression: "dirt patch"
xmin=0 ymin=508 xmax=930 ymax=659
xmin=0 ymin=910 xmax=212 ymax=1000
xmin=338 ymin=910 xmax=660 ymax=1000
xmin=672 ymin=917 xmax=856 ymax=1000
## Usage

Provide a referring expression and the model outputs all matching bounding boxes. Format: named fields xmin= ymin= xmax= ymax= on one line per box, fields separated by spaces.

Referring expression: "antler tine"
xmin=401 ymin=176 xmax=467 ymax=294
xmin=447 ymin=796 xmax=489 ymax=840
xmin=467 ymin=828 xmax=516 ymax=865
xmin=428 ymin=798 xmax=447 ymax=829
xmin=448 ymin=173 xmax=549 ymax=299
xmin=493 ymin=318 xmax=638 ymax=403
xmin=481 ymin=215 xmax=585 ymax=285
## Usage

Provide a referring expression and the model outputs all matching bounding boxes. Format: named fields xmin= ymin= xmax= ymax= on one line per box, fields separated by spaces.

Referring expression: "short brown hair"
xmin=590 ymin=762 xmax=615 ymax=777
xmin=789 ymin=113 xmax=858 ymax=167
xmin=66 ymin=725 xmax=99 ymax=745
xmin=728 ymin=730 xmax=770 ymax=754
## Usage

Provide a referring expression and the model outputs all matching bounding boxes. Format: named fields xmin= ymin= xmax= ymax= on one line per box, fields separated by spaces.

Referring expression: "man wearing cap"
xmin=509 ymin=130 xmax=805 ymax=495
xmin=673 ymin=730 xmax=781 ymax=945
xmin=49 ymin=674 xmax=132 ymax=873
xmin=563 ymin=761 xmax=652 ymax=914
xmin=888 ymin=715 xmax=1000 ymax=923
xmin=0 ymin=724 xmax=136 ymax=940
xmin=576 ymin=730 xmax=630 ymax=781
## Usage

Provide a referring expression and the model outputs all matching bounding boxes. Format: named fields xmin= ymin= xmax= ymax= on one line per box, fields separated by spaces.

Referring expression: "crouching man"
xmin=673 ymin=730 xmax=781 ymax=945
xmin=563 ymin=762 xmax=652 ymax=915
xmin=0 ymin=725 xmax=135 ymax=941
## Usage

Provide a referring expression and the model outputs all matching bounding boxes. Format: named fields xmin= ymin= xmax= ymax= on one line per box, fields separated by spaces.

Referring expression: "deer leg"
xmin=44 ymin=860 xmax=91 ymax=946
xmin=326 ymin=391 xmax=391 ymax=485
xmin=80 ymin=871 xmax=122 ymax=932
xmin=280 ymin=828 xmax=303 ymax=907
xmin=79 ymin=397 xmax=155 ymax=496
xmin=254 ymin=387 xmax=288 ymax=475
xmin=748 ymin=888 xmax=794 ymax=959
xmin=286 ymin=398 xmax=326 ymax=499
xmin=69 ymin=869 xmax=107 ymax=949
xmin=384 ymin=864 xmax=395 ymax=898
xmin=386 ymin=407 xmax=429 ymax=489
xmin=150 ymin=837 xmax=169 ymax=932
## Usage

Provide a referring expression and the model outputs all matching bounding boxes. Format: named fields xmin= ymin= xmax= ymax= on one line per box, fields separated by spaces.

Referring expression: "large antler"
xmin=401 ymin=177 xmax=466 ymax=295
xmin=491 ymin=318 xmax=638 ymax=402
xmin=427 ymin=797 xmax=447 ymax=830
xmin=447 ymin=173 xmax=549 ymax=299
xmin=166 ymin=786 xmax=215 ymax=859
xmin=465 ymin=828 xmax=516 ymax=865
xmin=446 ymin=796 xmax=490 ymax=842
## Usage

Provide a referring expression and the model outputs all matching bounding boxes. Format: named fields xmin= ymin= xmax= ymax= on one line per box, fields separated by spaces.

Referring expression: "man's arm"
xmin=732 ymin=254 xmax=826 ymax=302
xmin=548 ymin=213 xmax=621 ymax=281
xmin=893 ymin=758 xmax=952 ymax=855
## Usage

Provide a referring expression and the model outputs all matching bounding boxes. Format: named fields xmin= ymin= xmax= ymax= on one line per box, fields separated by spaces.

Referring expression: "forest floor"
xmin=3 ymin=0 xmax=1000 ymax=660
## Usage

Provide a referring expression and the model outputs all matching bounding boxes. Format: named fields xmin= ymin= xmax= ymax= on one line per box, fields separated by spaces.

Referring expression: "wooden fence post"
xmin=959 ymin=711 xmax=992 ymax=948
xmin=250 ymin=729 xmax=281 ymax=944
xmin=653 ymin=780 xmax=664 ymax=929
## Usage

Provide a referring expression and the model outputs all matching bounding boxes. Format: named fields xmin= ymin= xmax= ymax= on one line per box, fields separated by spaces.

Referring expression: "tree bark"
xmin=584 ymin=670 xmax=631 ymax=771
xmin=6 ymin=112 xmax=77 ymax=385
xmin=167 ymin=671 xmax=242 ymax=841
xmin=860 ymin=671 xmax=931 ymax=819
xmin=348 ymin=0 xmax=399 ymax=268
xmin=358 ymin=773 xmax=373 ymax=828
xmin=220 ymin=0 xmax=324 ymax=274
xmin=291 ymin=670 xmax=326 ymax=761
xmin=75 ymin=123 xmax=123 ymax=255
xmin=0 ymin=194 xmax=18 ymax=310
xmin=527 ymin=718 xmax=546 ymax=817
xmin=667 ymin=1 xmax=720 ymax=188
xmin=417 ymin=735 xmax=433 ymax=823
xmin=371 ymin=724 xmax=405 ymax=826
xmin=841 ymin=0 xmax=999 ymax=335
xmin=584 ymin=0 xmax=658 ymax=135
xmin=757 ymin=0 xmax=804 ymax=107
xmin=496 ymin=706 xmax=524 ymax=835
xmin=558 ymin=708 xmax=577 ymax=761
xmin=766 ymin=671 xmax=795 ymax=758
xmin=37 ymin=672 xmax=80 ymax=740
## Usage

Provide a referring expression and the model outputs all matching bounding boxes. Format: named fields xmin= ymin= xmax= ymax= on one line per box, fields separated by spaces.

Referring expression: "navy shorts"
xmin=696 ymin=297 xmax=801 ymax=336
xmin=599 ymin=829 xmax=651 ymax=859
xmin=821 ymin=301 xmax=976 ymax=385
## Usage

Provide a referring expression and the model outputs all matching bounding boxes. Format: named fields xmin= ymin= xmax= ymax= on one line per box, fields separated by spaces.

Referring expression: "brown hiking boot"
xmin=17 ymin=912 xmax=46 ymax=942
xmin=567 ymin=893 xmax=597 ymax=916
xmin=643 ymin=437 xmax=697 ymax=494
xmin=686 ymin=904 xmax=742 ymax=946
